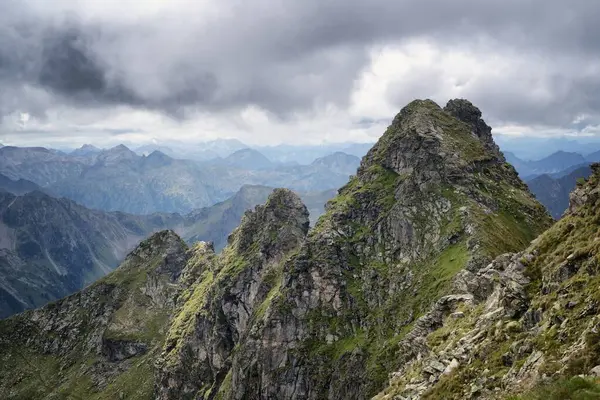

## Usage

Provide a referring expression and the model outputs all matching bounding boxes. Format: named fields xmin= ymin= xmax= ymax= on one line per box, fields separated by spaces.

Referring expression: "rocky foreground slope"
xmin=0 ymin=99 xmax=560 ymax=399
xmin=376 ymin=162 xmax=600 ymax=399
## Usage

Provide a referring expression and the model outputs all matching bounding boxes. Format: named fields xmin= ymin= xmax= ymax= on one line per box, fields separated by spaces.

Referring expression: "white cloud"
xmin=2 ymin=1 xmax=600 ymax=149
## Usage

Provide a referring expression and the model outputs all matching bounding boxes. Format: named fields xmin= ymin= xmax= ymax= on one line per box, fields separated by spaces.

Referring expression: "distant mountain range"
xmin=0 ymin=144 xmax=357 ymax=215
xmin=0 ymin=173 xmax=41 ymax=195
xmin=133 ymin=138 xmax=249 ymax=161
xmin=69 ymin=139 xmax=374 ymax=164
xmin=495 ymin=135 xmax=600 ymax=161
xmin=50 ymin=147 xmax=218 ymax=214
xmin=255 ymin=142 xmax=374 ymax=164
xmin=527 ymin=165 xmax=592 ymax=219
xmin=501 ymin=149 xmax=600 ymax=218
xmin=504 ymin=150 xmax=588 ymax=178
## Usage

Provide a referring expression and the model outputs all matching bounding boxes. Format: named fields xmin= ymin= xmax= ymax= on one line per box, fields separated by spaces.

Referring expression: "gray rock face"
xmin=380 ymin=253 xmax=533 ymax=399
xmin=443 ymin=99 xmax=502 ymax=160
xmin=156 ymin=189 xmax=310 ymax=400
xmin=213 ymin=99 xmax=547 ymax=400
xmin=375 ymin=162 xmax=600 ymax=399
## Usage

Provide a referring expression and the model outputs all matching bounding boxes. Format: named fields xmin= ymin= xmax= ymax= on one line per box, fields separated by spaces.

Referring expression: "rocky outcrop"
xmin=177 ymin=99 xmax=547 ymax=400
xmin=156 ymin=189 xmax=310 ymax=399
xmin=0 ymin=230 xmax=191 ymax=399
xmin=376 ymin=163 xmax=600 ymax=398
xmin=150 ymin=99 xmax=548 ymax=400
xmin=443 ymin=98 xmax=503 ymax=160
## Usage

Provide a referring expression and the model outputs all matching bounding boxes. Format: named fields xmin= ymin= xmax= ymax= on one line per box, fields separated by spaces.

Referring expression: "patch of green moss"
xmin=214 ymin=370 xmax=232 ymax=400
xmin=253 ymin=264 xmax=284 ymax=321
xmin=96 ymin=355 xmax=155 ymax=399
xmin=509 ymin=376 xmax=600 ymax=400
xmin=163 ymin=268 xmax=214 ymax=362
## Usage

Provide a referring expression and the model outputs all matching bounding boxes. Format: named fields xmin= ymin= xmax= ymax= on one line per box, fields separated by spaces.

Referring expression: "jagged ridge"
xmin=156 ymin=188 xmax=309 ymax=398
xmin=222 ymin=99 xmax=550 ymax=399
xmin=164 ymin=98 xmax=549 ymax=399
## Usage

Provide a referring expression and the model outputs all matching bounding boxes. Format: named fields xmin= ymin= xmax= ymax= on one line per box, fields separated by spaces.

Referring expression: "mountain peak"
xmin=142 ymin=150 xmax=174 ymax=168
xmin=71 ymin=144 xmax=102 ymax=157
xmin=109 ymin=144 xmax=133 ymax=152
xmin=80 ymin=144 xmax=100 ymax=151
xmin=228 ymin=188 xmax=309 ymax=254
xmin=443 ymin=98 xmax=482 ymax=124
xmin=444 ymin=98 xmax=503 ymax=159
xmin=362 ymin=98 xmax=507 ymax=188
xmin=384 ymin=98 xmax=502 ymax=162
xmin=225 ymin=148 xmax=272 ymax=170
xmin=119 ymin=230 xmax=188 ymax=279
xmin=130 ymin=229 xmax=184 ymax=257
xmin=95 ymin=144 xmax=138 ymax=165
xmin=312 ymin=151 xmax=360 ymax=165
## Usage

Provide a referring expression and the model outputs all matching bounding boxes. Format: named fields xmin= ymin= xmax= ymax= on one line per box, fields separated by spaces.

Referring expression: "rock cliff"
xmin=151 ymin=99 xmax=550 ymax=399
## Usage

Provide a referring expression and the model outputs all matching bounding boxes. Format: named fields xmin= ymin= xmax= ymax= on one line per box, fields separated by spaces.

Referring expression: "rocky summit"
xmin=0 ymin=98 xmax=575 ymax=399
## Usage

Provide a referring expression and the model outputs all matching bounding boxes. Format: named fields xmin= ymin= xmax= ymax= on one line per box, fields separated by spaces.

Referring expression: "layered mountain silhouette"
xmin=1 ymin=144 xmax=357 ymax=215
xmin=1 ymin=99 xmax=574 ymax=399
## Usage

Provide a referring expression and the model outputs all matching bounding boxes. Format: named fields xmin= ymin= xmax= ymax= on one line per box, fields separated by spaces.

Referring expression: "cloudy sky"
xmin=1 ymin=0 xmax=600 ymax=148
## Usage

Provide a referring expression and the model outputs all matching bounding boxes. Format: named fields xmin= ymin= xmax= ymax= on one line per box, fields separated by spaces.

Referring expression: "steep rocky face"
xmin=0 ymin=231 xmax=190 ymax=399
xmin=374 ymin=163 xmax=600 ymax=399
xmin=152 ymin=99 xmax=550 ymax=399
xmin=213 ymin=99 xmax=550 ymax=400
xmin=156 ymin=189 xmax=309 ymax=399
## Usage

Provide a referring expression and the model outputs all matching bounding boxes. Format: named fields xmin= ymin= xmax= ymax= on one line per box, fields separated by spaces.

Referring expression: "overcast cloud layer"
xmin=1 ymin=0 xmax=600 ymax=148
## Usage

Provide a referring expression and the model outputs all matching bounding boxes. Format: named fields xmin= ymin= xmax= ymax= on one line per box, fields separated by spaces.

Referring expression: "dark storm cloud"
xmin=1 ymin=0 xmax=600 ymax=129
